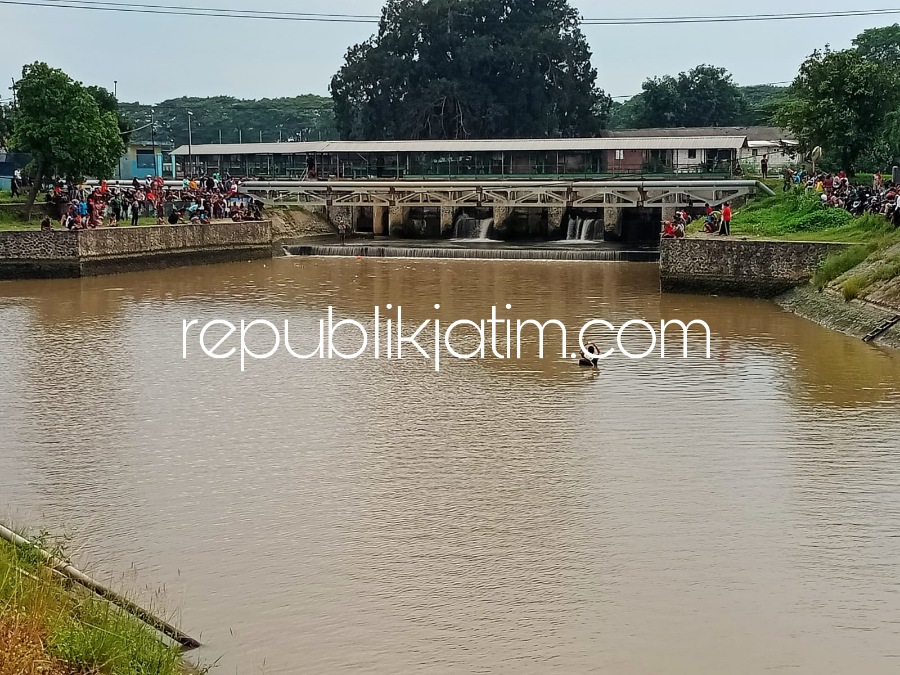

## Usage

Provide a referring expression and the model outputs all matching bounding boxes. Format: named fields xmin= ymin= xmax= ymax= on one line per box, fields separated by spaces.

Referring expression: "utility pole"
xmin=114 ymin=80 xmax=117 ymax=98
xmin=187 ymin=111 xmax=194 ymax=178
xmin=219 ymin=129 xmax=222 ymax=144
xmin=239 ymin=129 xmax=242 ymax=144
xmin=150 ymin=108 xmax=157 ymax=177
xmin=259 ymin=130 xmax=263 ymax=143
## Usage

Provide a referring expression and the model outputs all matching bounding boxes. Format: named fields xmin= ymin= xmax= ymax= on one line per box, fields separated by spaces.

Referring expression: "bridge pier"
xmin=547 ymin=207 xmax=566 ymax=239
xmin=604 ymin=207 xmax=623 ymax=239
xmin=493 ymin=205 xmax=510 ymax=229
xmin=328 ymin=205 xmax=356 ymax=232
xmin=373 ymin=206 xmax=387 ymax=237
xmin=440 ymin=206 xmax=456 ymax=237
xmin=661 ymin=206 xmax=678 ymax=224
xmin=389 ymin=206 xmax=409 ymax=237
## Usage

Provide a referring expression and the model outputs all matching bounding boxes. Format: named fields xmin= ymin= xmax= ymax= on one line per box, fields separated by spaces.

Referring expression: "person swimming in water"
xmin=578 ymin=343 xmax=601 ymax=368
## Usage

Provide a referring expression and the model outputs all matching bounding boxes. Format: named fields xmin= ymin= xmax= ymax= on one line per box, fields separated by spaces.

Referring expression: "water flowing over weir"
xmin=284 ymin=245 xmax=659 ymax=262
xmin=453 ymin=214 xmax=494 ymax=240
xmin=565 ymin=214 xmax=604 ymax=242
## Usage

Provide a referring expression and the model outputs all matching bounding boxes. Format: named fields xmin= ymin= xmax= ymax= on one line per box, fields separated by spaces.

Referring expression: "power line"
xmin=5 ymin=0 xmax=900 ymax=25
xmin=581 ymin=8 xmax=900 ymax=25
xmin=0 ymin=0 xmax=379 ymax=21
xmin=27 ymin=0 xmax=380 ymax=20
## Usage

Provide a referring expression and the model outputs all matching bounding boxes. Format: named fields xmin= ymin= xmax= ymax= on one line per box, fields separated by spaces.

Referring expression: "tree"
xmin=85 ymin=84 xmax=131 ymax=144
xmin=119 ymin=95 xmax=337 ymax=146
xmin=740 ymin=85 xmax=789 ymax=126
xmin=776 ymin=47 xmax=898 ymax=172
xmin=11 ymin=63 xmax=124 ymax=216
xmin=630 ymin=65 xmax=747 ymax=128
xmin=0 ymin=103 xmax=12 ymax=151
xmin=853 ymin=24 xmax=900 ymax=64
xmin=330 ymin=0 xmax=610 ymax=140
xmin=607 ymin=95 xmax=642 ymax=129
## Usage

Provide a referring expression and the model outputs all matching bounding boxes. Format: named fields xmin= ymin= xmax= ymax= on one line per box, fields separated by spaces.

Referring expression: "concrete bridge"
xmin=240 ymin=179 xmax=771 ymax=240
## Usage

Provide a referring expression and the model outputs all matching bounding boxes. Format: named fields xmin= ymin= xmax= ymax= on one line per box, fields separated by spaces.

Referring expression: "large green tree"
xmin=11 ymin=63 xmax=124 ymax=216
xmin=853 ymin=24 xmax=900 ymax=64
xmin=330 ymin=0 xmax=610 ymax=140
xmin=85 ymin=84 xmax=131 ymax=144
xmin=776 ymin=47 xmax=898 ymax=172
xmin=120 ymin=95 xmax=337 ymax=147
xmin=630 ymin=65 xmax=747 ymax=128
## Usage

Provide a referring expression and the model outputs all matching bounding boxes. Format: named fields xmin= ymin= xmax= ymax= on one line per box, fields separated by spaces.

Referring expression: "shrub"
xmin=812 ymin=245 xmax=875 ymax=289
xmin=841 ymin=276 xmax=865 ymax=301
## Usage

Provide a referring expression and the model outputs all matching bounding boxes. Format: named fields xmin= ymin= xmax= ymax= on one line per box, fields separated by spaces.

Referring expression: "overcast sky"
xmin=2 ymin=0 xmax=900 ymax=104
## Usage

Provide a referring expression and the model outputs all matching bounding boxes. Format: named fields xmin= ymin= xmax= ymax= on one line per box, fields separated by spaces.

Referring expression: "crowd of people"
xmin=784 ymin=168 xmax=900 ymax=225
xmin=46 ymin=174 xmax=263 ymax=231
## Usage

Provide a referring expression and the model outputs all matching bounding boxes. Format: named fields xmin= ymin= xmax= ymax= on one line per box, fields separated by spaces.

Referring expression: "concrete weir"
xmin=284 ymin=243 xmax=659 ymax=263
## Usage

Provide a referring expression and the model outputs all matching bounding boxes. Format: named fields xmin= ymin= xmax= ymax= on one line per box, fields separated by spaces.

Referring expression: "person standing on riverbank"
xmin=720 ymin=202 xmax=732 ymax=236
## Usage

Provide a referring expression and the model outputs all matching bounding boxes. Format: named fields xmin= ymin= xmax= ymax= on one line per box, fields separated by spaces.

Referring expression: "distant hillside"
xmin=121 ymin=95 xmax=338 ymax=147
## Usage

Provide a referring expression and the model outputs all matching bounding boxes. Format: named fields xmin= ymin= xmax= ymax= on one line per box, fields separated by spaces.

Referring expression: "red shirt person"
xmin=720 ymin=203 xmax=733 ymax=236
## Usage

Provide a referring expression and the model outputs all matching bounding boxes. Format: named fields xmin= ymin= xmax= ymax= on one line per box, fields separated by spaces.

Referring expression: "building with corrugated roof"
xmin=170 ymin=127 xmax=796 ymax=179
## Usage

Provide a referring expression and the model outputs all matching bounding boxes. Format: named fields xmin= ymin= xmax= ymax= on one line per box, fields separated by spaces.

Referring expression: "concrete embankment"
xmin=660 ymin=238 xmax=848 ymax=297
xmin=775 ymin=286 xmax=900 ymax=348
xmin=0 ymin=221 xmax=272 ymax=279
xmin=660 ymin=238 xmax=900 ymax=349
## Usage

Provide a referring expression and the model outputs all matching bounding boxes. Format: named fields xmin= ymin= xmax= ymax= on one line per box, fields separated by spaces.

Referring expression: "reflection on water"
xmin=1 ymin=259 xmax=899 ymax=675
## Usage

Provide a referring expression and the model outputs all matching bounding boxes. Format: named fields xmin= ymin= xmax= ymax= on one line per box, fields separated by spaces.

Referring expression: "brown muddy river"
xmin=1 ymin=258 xmax=899 ymax=674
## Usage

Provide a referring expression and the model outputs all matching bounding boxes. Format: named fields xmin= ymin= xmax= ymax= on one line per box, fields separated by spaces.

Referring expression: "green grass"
xmin=720 ymin=189 xmax=900 ymax=245
xmin=834 ymin=251 xmax=900 ymax=301
xmin=730 ymin=189 xmax=858 ymax=238
xmin=840 ymin=275 xmax=865 ymax=301
xmin=0 ymin=532 xmax=184 ymax=675
xmin=812 ymin=244 xmax=877 ymax=289
xmin=0 ymin=210 xmax=164 ymax=232
xmin=0 ymin=191 xmax=27 ymax=203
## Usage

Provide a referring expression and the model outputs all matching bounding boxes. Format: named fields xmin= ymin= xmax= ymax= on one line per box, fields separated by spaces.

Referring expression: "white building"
xmin=606 ymin=126 xmax=799 ymax=173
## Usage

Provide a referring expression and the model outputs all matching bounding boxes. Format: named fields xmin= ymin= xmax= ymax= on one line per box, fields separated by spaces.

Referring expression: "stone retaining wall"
xmin=660 ymin=238 xmax=848 ymax=297
xmin=0 ymin=221 xmax=272 ymax=279
xmin=0 ymin=231 xmax=79 ymax=259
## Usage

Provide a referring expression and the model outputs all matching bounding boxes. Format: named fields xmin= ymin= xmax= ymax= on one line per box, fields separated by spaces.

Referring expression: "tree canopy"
xmin=740 ymin=85 xmax=789 ymax=126
xmin=627 ymin=65 xmax=747 ymax=129
xmin=330 ymin=0 xmax=610 ymax=140
xmin=776 ymin=46 xmax=899 ymax=171
xmin=853 ymin=23 xmax=900 ymax=64
xmin=11 ymin=62 xmax=124 ymax=213
xmin=120 ymin=95 xmax=337 ymax=147
xmin=0 ymin=102 xmax=12 ymax=151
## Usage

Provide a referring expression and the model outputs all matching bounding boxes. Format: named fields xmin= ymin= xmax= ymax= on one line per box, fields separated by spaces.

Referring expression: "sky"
xmin=2 ymin=0 xmax=900 ymax=104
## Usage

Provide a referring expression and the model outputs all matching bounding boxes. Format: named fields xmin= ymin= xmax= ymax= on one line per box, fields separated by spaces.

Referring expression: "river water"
xmin=1 ymin=258 xmax=899 ymax=674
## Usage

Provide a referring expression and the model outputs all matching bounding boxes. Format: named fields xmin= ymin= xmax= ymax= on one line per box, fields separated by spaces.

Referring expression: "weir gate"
xmin=240 ymin=179 xmax=771 ymax=241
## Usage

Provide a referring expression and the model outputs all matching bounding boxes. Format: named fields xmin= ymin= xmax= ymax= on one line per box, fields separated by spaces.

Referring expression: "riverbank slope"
xmin=667 ymin=189 xmax=900 ymax=349
xmin=0 ymin=533 xmax=186 ymax=675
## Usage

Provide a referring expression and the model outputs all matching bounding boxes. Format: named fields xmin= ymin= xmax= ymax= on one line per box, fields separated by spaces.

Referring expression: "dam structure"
xmin=242 ymin=179 xmax=770 ymax=242
xmin=172 ymin=133 xmax=778 ymax=242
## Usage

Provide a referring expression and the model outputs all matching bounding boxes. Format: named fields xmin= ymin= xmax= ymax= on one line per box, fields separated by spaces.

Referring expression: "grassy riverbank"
xmin=0 ymin=209 xmax=163 ymax=232
xmin=717 ymin=189 xmax=900 ymax=311
xmin=0 ymin=533 xmax=184 ymax=675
